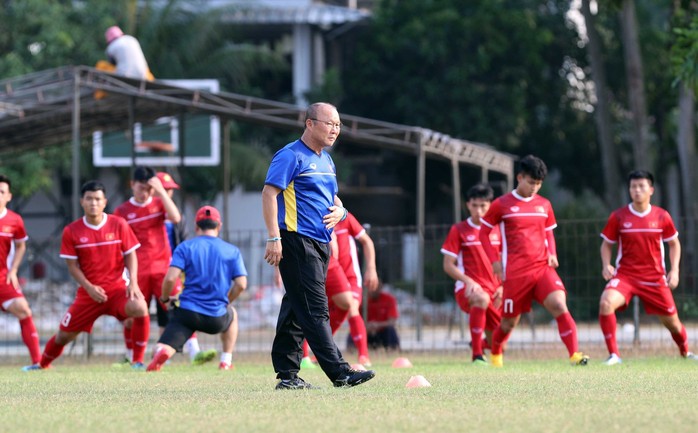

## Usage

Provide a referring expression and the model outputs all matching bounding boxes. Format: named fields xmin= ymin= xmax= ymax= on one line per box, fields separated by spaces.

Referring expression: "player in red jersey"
xmin=22 ymin=180 xmax=150 ymax=370
xmin=364 ymin=283 xmax=400 ymax=350
xmin=441 ymin=183 xmax=502 ymax=365
xmin=599 ymin=170 xmax=696 ymax=365
xmin=114 ymin=166 xmax=181 ymax=363
xmin=0 ymin=175 xmax=41 ymax=365
xmin=331 ymin=212 xmax=378 ymax=366
xmin=300 ymin=212 xmax=378 ymax=368
xmin=479 ymin=155 xmax=588 ymax=367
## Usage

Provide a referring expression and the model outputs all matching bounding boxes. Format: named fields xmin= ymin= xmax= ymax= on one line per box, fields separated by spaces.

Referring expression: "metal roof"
xmin=0 ymin=66 xmax=514 ymax=178
xmin=197 ymin=1 xmax=372 ymax=26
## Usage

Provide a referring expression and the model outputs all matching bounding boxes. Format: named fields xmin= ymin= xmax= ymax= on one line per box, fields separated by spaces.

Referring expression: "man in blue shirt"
xmin=262 ymin=102 xmax=375 ymax=389
xmin=147 ymin=206 xmax=247 ymax=371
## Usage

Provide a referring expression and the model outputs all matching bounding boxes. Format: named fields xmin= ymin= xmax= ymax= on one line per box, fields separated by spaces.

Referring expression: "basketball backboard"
xmin=92 ymin=79 xmax=220 ymax=167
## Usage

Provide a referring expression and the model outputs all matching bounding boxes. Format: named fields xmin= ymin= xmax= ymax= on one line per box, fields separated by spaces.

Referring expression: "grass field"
xmin=1 ymin=352 xmax=697 ymax=433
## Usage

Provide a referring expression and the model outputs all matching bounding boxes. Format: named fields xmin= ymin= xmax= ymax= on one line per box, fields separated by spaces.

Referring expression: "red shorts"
xmin=604 ymin=275 xmax=677 ymax=316
xmin=138 ymin=270 xmax=169 ymax=303
xmin=59 ymin=288 xmax=130 ymax=333
xmin=325 ymin=264 xmax=352 ymax=299
xmin=501 ymin=267 xmax=567 ymax=317
xmin=0 ymin=281 xmax=24 ymax=311
xmin=455 ymin=288 xmax=502 ymax=331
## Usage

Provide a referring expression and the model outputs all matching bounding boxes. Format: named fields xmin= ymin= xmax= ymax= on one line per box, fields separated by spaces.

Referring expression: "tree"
xmin=342 ymin=0 xmax=603 ymax=196
xmin=581 ymin=0 xmax=623 ymax=208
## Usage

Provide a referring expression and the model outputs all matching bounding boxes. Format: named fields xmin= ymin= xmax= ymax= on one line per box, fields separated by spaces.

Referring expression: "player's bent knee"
xmin=125 ymin=299 xmax=149 ymax=317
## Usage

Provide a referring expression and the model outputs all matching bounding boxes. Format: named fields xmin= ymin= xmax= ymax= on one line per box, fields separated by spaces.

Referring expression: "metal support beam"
xmin=416 ymin=144 xmax=426 ymax=343
xmin=451 ymin=158 xmax=461 ymax=223
xmin=222 ymin=119 xmax=231 ymax=242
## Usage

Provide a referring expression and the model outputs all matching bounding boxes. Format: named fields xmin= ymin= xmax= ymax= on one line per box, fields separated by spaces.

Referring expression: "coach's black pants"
xmin=271 ymin=230 xmax=349 ymax=381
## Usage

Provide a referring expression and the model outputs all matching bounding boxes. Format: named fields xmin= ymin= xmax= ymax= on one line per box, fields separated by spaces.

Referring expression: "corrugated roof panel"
xmin=219 ymin=5 xmax=371 ymax=25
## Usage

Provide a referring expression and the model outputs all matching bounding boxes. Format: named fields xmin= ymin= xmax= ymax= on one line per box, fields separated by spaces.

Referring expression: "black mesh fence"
xmin=2 ymin=219 xmax=697 ymax=363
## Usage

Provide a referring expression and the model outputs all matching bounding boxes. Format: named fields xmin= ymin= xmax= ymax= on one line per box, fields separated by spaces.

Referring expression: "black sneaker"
xmin=275 ymin=377 xmax=318 ymax=390
xmin=333 ymin=369 xmax=376 ymax=388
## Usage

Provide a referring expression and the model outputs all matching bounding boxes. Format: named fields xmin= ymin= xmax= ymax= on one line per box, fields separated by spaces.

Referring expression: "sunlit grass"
xmin=1 ymin=353 xmax=696 ymax=433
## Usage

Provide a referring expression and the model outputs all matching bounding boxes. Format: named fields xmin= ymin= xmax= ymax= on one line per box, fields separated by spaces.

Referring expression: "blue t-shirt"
xmin=264 ymin=139 xmax=338 ymax=243
xmin=171 ymin=235 xmax=247 ymax=317
xmin=165 ymin=220 xmax=176 ymax=254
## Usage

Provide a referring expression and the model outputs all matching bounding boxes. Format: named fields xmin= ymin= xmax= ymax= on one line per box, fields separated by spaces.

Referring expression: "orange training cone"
xmin=350 ymin=363 xmax=367 ymax=371
xmin=405 ymin=375 xmax=431 ymax=388
xmin=391 ymin=357 xmax=413 ymax=368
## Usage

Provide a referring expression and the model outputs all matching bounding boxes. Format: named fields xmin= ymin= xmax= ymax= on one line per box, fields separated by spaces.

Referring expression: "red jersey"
xmin=367 ymin=292 xmax=399 ymax=323
xmin=115 ymin=196 xmax=171 ymax=273
xmin=0 ymin=209 xmax=28 ymax=281
xmin=334 ymin=213 xmax=365 ymax=287
xmin=440 ymin=218 xmax=501 ymax=293
xmin=60 ymin=214 xmax=140 ymax=292
xmin=481 ymin=191 xmax=557 ymax=278
xmin=601 ymin=204 xmax=678 ymax=284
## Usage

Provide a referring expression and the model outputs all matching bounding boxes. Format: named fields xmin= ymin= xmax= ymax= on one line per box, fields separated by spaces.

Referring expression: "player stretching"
xmin=147 ymin=206 xmax=247 ymax=372
xmin=0 ymin=175 xmax=41 ymax=365
xmin=599 ymin=170 xmax=697 ymax=365
xmin=441 ymin=183 xmax=502 ymax=365
xmin=115 ymin=166 xmax=182 ymax=363
xmin=480 ymin=155 xmax=589 ymax=367
xmin=23 ymin=180 xmax=149 ymax=371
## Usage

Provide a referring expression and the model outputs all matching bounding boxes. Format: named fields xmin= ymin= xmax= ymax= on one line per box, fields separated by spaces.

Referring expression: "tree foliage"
xmin=342 ymin=0 xmax=602 ymax=194
xmin=671 ymin=13 xmax=698 ymax=94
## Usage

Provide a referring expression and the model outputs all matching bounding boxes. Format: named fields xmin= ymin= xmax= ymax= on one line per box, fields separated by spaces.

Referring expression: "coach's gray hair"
xmin=304 ymin=102 xmax=337 ymax=123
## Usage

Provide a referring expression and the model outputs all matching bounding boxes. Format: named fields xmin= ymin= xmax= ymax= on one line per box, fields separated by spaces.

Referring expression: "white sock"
xmin=185 ymin=338 xmax=201 ymax=361
xmin=220 ymin=352 xmax=232 ymax=365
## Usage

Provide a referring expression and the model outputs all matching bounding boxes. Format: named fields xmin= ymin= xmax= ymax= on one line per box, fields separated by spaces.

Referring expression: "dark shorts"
xmin=158 ymin=306 xmax=234 ymax=352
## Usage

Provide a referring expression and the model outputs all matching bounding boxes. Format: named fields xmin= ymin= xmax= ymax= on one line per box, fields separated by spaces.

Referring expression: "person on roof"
xmin=104 ymin=25 xmax=151 ymax=80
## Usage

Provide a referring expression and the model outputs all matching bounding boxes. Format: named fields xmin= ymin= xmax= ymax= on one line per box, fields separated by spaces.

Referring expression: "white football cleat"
xmin=603 ymin=353 xmax=622 ymax=366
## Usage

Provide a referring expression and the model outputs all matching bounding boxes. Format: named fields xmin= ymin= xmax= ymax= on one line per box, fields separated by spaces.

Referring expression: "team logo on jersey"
xmin=106 ymin=233 xmax=115 ymax=241
xmin=623 ymin=222 xmax=632 ymax=228
xmin=650 ymin=222 xmax=658 ymax=228
xmin=309 ymin=163 xmax=317 ymax=170
xmin=127 ymin=213 xmax=137 ymax=219
xmin=535 ymin=206 xmax=545 ymax=213
xmin=510 ymin=206 xmax=520 ymax=212
xmin=79 ymin=237 xmax=88 ymax=243
xmin=467 ymin=235 xmax=476 ymax=241
xmin=667 ymin=306 xmax=676 ymax=314
xmin=2 ymin=226 xmax=11 ymax=233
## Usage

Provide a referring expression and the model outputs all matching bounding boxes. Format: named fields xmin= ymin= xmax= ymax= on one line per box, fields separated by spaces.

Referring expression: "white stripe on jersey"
xmin=75 ymin=240 xmax=123 ymax=249
xmin=501 ymin=213 xmax=548 ymax=219
xmin=125 ymin=212 xmax=164 ymax=225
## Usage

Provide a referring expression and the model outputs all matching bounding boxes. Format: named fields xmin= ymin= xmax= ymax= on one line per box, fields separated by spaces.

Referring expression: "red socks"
xmin=556 ymin=312 xmax=578 ymax=357
xmin=599 ymin=313 xmax=619 ymax=356
xmin=329 ymin=305 xmax=349 ymax=334
xmin=123 ymin=324 xmax=133 ymax=351
xmin=348 ymin=314 xmax=369 ymax=358
xmin=40 ymin=335 xmax=64 ymax=368
xmin=302 ymin=339 xmax=310 ymax=358
xmin=130 ymin=315 xmax=150 ymax=363
xmin=19 ymin=316 xmax=41 ymax=364
xmin=469 ymin=307 xmax=486 ymax=358
xmin=491 ymin=326 xmax=511 ymax=355
xmin=671 ymin=324 xmax=689 ymax=356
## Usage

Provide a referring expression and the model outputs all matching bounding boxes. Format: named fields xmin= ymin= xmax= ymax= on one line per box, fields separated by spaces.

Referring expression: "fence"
xmin=2 ymin=219 xmax=697 ymax=362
